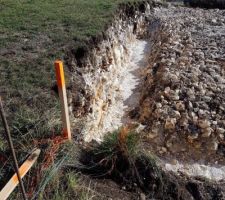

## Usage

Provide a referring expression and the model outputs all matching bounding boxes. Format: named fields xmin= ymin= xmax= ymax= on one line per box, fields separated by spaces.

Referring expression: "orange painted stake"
xmin=54 ymin=60 xmax=71 ymax=140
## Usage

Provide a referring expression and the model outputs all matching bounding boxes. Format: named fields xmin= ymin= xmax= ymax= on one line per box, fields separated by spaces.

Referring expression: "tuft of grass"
xmin=94 ymin=127 xmax=140 ymax=159
xmin=9 ymin=168 xmax=96 ymax=200
xmin=79 ymin=127 xmax=165 ymax=194
xmin=37 ymin=167 xmax=96 ymax=200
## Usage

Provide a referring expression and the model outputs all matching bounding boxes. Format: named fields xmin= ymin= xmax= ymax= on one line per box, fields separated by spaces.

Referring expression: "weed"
xmin=94 ymin=127 xmax=140 ymax=159
xmin=88 ymin=127 xmax=141 ymax=179
xmin=79 ymin=126 xmax=165 ymax=195
xmin=36 ymin=166 xmax=96 ymax=200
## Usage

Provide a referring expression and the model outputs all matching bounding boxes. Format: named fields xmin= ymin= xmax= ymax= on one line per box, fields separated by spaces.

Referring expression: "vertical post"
xmin=54 ymin=60 xmax=71 ymax=140
xmin=0 ymin=97 xmax=27 ymax=200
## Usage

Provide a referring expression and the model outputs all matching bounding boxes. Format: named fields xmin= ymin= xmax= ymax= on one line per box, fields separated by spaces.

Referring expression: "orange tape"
xmin=54 ymin=60 xmax=65 ymax=88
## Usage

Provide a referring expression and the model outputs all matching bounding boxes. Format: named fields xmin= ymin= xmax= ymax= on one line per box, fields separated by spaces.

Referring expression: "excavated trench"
xmin=67 ymin=1 xmax=156 ymax=142
xmin=81 ymin=39 xmax=151 ymax=142
xmin=66 ymin=1 xmax=225 ymax=198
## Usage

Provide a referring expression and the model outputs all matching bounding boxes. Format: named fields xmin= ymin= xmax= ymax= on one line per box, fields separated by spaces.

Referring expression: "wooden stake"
xmin=54 ymin=60 xmax=71 ymax=140
xmin=0 ymin=149 xmax=41 ymax=200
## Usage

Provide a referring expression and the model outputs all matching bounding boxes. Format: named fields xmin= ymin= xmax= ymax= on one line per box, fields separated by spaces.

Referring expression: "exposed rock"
xmin=209 ymin=140 xmax=219 ymax=151
xmin=140 ymin=193 xmax=146 ymax=200
xmin=165 ymin=118 xmax=177 ymax=130
xmin=198 ymin=119 xmax=211 ymax=129
xmin=161 ymin=147 xmax=167 ymax=153
xmin=202 ymin=127 xmax=213 ymax=138
xmin=171 ymin=110 xmax=181 ymax=119
xmin=139 ymin=5 xmax=225 ymax=156
xmin=176 ymin=101 xmax=186 ymax=111
xmin=67 ymin=1 xmax=154 ymax=141
xmin=217 ymin=128 xmax=225 ymax=135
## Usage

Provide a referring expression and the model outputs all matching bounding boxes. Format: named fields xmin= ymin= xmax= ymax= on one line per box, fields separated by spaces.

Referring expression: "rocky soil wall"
xmin=66 ymin=0 xmax=160 ymax=141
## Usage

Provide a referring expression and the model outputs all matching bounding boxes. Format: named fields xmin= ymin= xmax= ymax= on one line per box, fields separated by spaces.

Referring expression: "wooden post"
xmin=54 ymin=60 xmax=71 ymax=140
xmin=0 ymin=149 xmax=41 ymax=200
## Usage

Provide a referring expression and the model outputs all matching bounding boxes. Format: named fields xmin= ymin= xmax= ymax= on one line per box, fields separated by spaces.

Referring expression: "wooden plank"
xmin=54 ymin=60 xmax=72 ymax=140
xmin=0 ymin=149 xmax=41 ymax=200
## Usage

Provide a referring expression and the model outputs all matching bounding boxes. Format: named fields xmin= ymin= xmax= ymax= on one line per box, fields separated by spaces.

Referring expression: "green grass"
xmin=0 ymin=0 xmax=143 ymax=145
xmin=0 ymin=0 xmax=143 ymax=198
xmin=0 ymin=0 xmax=141 ymax=141
xmin=7 ymin=128 xmax=142 ymax=199
xmin=37 ymin=171 xmax=95 ymax=200
xmin=0 ymin=0 xmax=141 ymax=46
xmin=94 ymin=128 xmax=140 ymax=158
xmin=0 ymin=0 xmax=144 ymax=157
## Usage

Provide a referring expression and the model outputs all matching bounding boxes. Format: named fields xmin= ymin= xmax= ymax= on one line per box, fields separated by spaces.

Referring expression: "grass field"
xmin=0 ymin=0 xmax=143 ymax=199
xmin=0 ymin=0 xmax=142 ymax=140
xmin=0 ymin=0 xmax=141 ymax=150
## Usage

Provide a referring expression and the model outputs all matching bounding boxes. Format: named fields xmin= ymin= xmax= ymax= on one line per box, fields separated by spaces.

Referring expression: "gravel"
xmin=141 ymin=5 xmax=225 ymax=161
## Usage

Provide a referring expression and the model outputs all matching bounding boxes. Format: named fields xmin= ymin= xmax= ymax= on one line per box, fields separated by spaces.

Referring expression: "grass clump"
xmin=33 ymin=142 xmax=97 ymax=200
xmin=43 ymin=171 xmax=98 ymax=200
xmin=79 ymin=127 xmax=164 ymax=194
xmin=94 ymin=127 xmax=140 ymax=159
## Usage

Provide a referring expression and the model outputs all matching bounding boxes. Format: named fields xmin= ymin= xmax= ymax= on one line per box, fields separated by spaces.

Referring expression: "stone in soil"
xmin=140 ymin=5 xmax=225 ymax=180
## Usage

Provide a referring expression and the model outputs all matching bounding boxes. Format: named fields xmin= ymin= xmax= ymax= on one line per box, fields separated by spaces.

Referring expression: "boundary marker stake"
xmin=54 ymin=60 xmax=71 ymax=140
